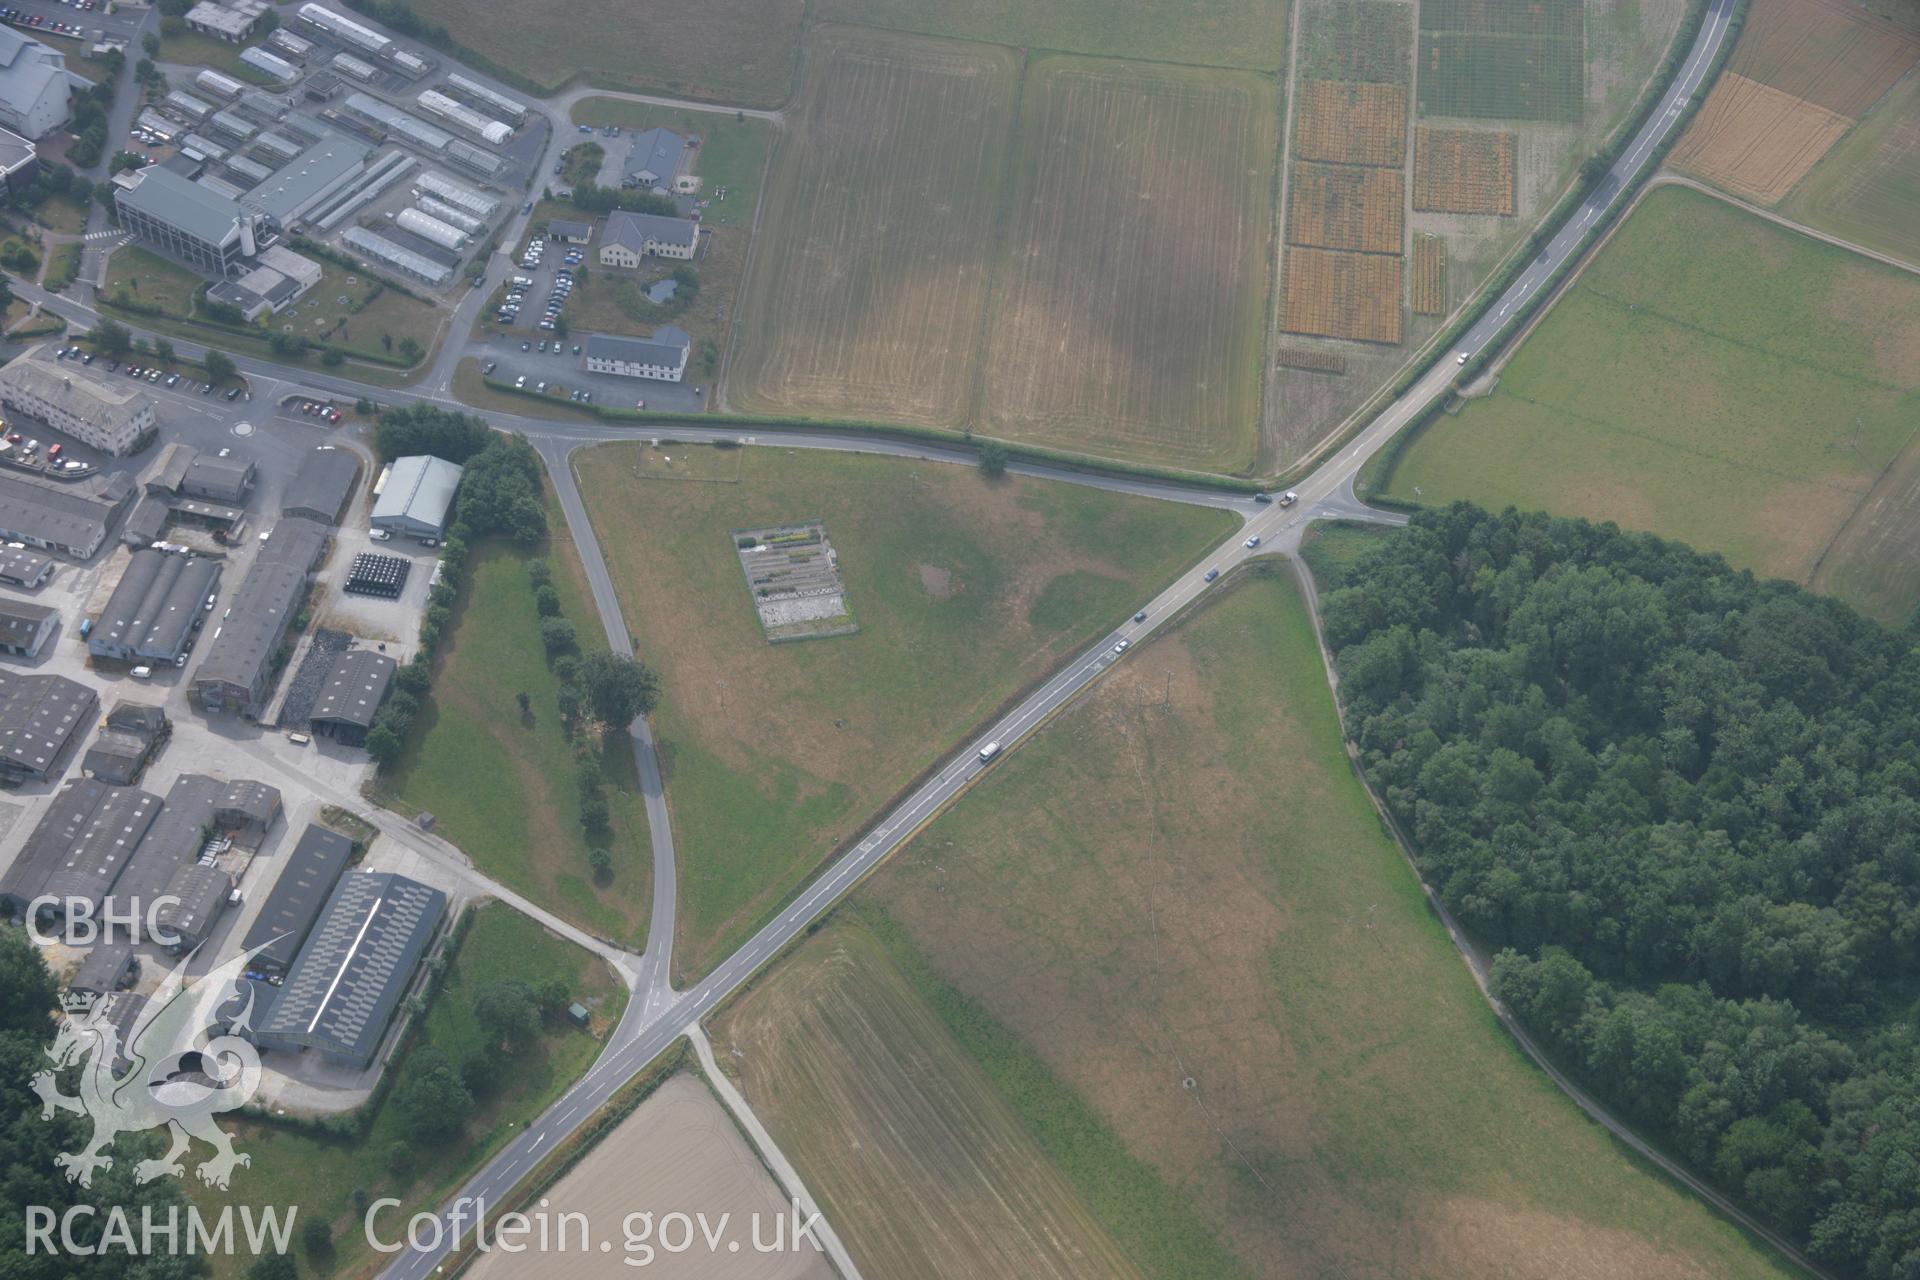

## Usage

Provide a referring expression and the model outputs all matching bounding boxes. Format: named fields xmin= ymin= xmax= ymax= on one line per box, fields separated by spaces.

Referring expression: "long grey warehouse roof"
xmin=0 ymin=472 xmax=123 ymax=554
xmin=105 ymin=774 xmax=227 ymax=922
xmin=309 ymin=649 xmax=393 ymax=730
xmin=116 ymin=166 xmax=247 ymax=245
xmin=282 ymin=447 xmax=360 ymax=524
xmin=0 ymin=780 xmax=163 ymax=914
xmin=0 ymin=669 xmax=95 ymax=780
xmin=69 ymin=940 xmax=134 ymax=996
xmin=241 ymin=134 xmax=366 ymax=222
xmin=371 ymin=455 xmax=461 ymax=530
xmin=191 ymin=518 xmax=329 ymax=699
xmin=91 ymin=551 xmax=218 ymax=660
xmin=241 ymin=823 xmax=353 ymax=971
xmin=258 ymin=871 xmax=446 ymax=1066
xmin=153 ymin=862 xmax=233 ymax=945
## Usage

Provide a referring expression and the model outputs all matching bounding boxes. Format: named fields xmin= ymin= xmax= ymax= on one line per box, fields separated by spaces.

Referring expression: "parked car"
xmin=225 ymin=386 xmax=241 ymax=401
xmin=369 ymin=528 xmax=391 ymax=541
xmin=482 ymin=360 xmax=497 ymax=375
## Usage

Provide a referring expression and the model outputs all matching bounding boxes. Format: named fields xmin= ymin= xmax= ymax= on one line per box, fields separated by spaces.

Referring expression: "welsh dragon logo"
xmin=30 ymin=942 xmax=276 ymax=1191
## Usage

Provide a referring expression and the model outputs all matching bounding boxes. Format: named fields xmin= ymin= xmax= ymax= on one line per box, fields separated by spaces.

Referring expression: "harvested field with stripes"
xmin=1413 ymin=126 xmax=1517 ymax=213
xmin=1411 ymin=234 xmax=1447 ymax=313
xmin=1287 ymin=162 xmax=1406 ymax=253
xmin=1281 ymin=248 xmax=1403 ymax=344
xmin=1669 ymin=75 xmax=1853 ymax=202
xmin=981 ymin=58 xmax=1276 ymax=470
xmin=1734 ymin=0 xmax=1920 ymax=116
xmin=730 ymin=29 xmax=1018 ymax=426
xmin=1673 ymin=0 xmax=1920 ymax=204
xmin=1295 ymin=80 xmax=1408 ymax=165
xmin=1784 ymin=70 xmax=1920 ymax=267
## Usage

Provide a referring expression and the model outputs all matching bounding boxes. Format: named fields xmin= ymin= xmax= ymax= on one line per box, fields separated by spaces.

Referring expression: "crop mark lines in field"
xmin=981 ymin=63 xmax=1274 ymax=467
xmin=732 ymin=32 xmax=1016 ymax=426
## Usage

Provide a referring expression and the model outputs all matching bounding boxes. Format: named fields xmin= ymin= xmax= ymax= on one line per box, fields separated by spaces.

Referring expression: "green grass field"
xmin=33 ymin=195 xmax=88 ymax=235
xmin=385 ymin=514 xmax=654 ymax=945
xmin=573 ymin=444 xmax=1234 ymax=981
xmin=862 ymin=568 xmax=1801 ymax=1278
xmin=567 ymin=101 xmax=772 ymax=230
xmin=102 ymin=245 xmax=203 ymax=315
xmin=1782 ymin=69 xmax=1920 ymax=268
xmin=403 ymin=0 xmax=803 ymax=104
xmin=157 ymin=31 xmax=278 ymax=81
xmin=1415 ymin=31 xmax=1585 ymax=120
xmin=188 ymin=903 xmax=624 ymax=1278
xmin=1299 ymin=0 xmax=1416 ymax=83
xmin=813 ymin=0 xmax=1289 ymax=70
xmin=1385 ymin=186 xmax=1920 ymax=617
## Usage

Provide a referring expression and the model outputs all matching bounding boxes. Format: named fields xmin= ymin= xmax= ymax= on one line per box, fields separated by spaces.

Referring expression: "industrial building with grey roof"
xmin=0 ymin=598 xmax=56 ymax=658
xmin=0 ymin=669 xmax=95 ymax=783
xmin=241 ymin=823 xmax=354 ymax=974
xmin=256 ymin=870 xmax=446 ymax=1068
xmin=192 ymin=517 xmax=330 ymax=717
xmin=0 ymin=468 xmax=135 ymax=559
xmin=282 ymin=447 xmax=361 ymax=525
xmin=0 ymin=780 xmax=163 ymax=919
xmin=88 ymin=550 xmax=220 ymax=664
xmin=307 ymin=649 xmax=394 ymax=745
xmin=371 ymin=455 xmax=461 ymax=540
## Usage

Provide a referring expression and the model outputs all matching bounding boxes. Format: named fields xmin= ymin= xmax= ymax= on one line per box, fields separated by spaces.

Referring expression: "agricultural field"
xmin=567 ymin=100 xmax=773 ymax=230
xmin=1298 ymin=0 xmax=1415 ymax=82
xmin=1415 ymin=0 xmax=1585 ymax=123
xmin=189 ymin=903 xmax=625 ymax=1279
xmin=385 ymin=504 xmax=655 ymax=945
xmin=715 ymin=923 xmax=1151 ymax=1279
xmin=1286 ymin=161 xmax=1405 ymax=253
xmin=466 ymin=1074 xmax=833 ymax=1280
xmin=1382 ymin=186 xmax=1920 ymax=622
xmin=979 ymin=58 xmax=1277 ymax=471
xmin=812 ymin=0 xmax=1289 ymax=71
xmin=861 ymin=569 xmax=1802 ymax=1279
xmin=572 ymin=444 xmax=1235 ymax=981
xmin=1411 ymin=232 xmax=1448 ymax=312
xmin=1782 ymin=68 xmax=1920 ymax=267
xmin=1672 ymin=0 xmax=1920 ymax=203
xmin=1293 ymin=80 xmax=1408 ymax=166
xmin=728 ymin=29 xmax=1019 ymax=427
xmin=1413 ymin=126 xmax=1518 ymax=213
xmin=402 ymin=0 xmax=804 ymax=104
xmin=1280 ymin=247 xmax=1404 ymax=343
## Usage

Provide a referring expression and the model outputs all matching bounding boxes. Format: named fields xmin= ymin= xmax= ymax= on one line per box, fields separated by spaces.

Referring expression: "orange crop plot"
xmin=1671 ymin=73 xmax=1853 ymax=203
xmin=1294 ymin=80 xmax=1408 ymax=167
xmin=1411 ymin=234 xmax=1447 ymax=313
xmin=1413 ymin=126 xmax=1517 ymax=214
xmin=1287 ymin=161 xmax=1405 ymax=254
xmin=1276 ymin=346 xmax=1350 ymax=373
xmin=1281 ymin=247 xmax=1403 ymax=344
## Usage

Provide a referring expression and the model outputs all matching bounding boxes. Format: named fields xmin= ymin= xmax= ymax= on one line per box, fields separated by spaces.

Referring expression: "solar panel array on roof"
xmin=344 ymin=552 xmax=408 ymax=598
xmin=257 ymin=871 xmax=446 ymax=1067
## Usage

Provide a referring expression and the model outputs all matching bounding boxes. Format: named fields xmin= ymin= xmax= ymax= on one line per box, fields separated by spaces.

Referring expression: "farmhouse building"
xmin=583 ymin=328 xmax=691 ymax=383
xmin=598 ymin=209 xmax=697 ymax=265
xmin=621 ymin=127 xmax=687 ymax=192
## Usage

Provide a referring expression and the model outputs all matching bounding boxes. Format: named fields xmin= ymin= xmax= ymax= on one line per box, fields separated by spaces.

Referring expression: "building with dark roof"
xmin=68 ymin=940 xmax=135 ymax=997
xmin=241 ymin=823 xmax=353 ymax=975
xmin=620 ymin=127 xmax=686 ymax=193
xmin=0 ymin=669 xmax=94 ymax=783
xmin=121 ymin=495 xmax=170 ymax=548
xmin=547 ymin=218 xmax=591 ymax=244
xmin=0 ymin=545 xmax=53 ymax=588
xmin=583 ymin=328 xmax=691 ymax=383
xmin=181 ymin=454 xmax=256 ymax=504
xmin=113 ymin=164 xmax=259 ymax=277
xmin=598 ymin=208 xmax=697 ymax=265
xmin=0 ymin=598 xmax=55 ymax=657
xmin=82 ymin=701 xmax=170 ymax=785
xmin=308 ymin=649 xmax=394 ymax=745
xmin=104 ymin=773 xmax=280 ymax=944
xmin=256 ymin=871 xmax=446 ymax=1068
xmin=88 ymin=550 xmax=219 ymax=665
xmin=370 ymin=456 xmax=461 ymax=541
xmin=0 ymin=780 xmax=163 ymax=920
xmin=0 ymin=469 xmax=135 ymax=559
xmin=192 ymin=518 xmax=330 ymax=717
xmin=282 ymin=447 xmax=360 ymax=525
xmin=153 ymin=862 xmax=234 ymax=951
